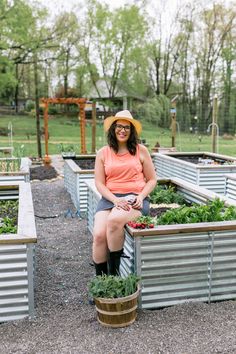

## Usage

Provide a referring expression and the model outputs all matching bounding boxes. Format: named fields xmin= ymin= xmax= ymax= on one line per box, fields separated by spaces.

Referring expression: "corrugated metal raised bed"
xmin=64 ymin=154 xmax=95 ymax=216
xmin=86 ymin=178 xmax=236 ymax=309
xmin=152 ymin=151 xmax=236 ymax=194
xmin=0 ymin=181 xmax=37 ymax=323
xmin=0 ymin=157 xmax=31 ymax=182
xmin=225 ymin=173 xmax=236 ymax=201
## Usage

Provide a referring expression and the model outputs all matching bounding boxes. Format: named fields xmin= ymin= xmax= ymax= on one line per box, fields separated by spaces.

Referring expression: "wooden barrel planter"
xmin=64 ymin=154 xmax=95 ymax=216
xmin=94 ymin=286 xmax=140 ymax=328
xmin=152 ymin=151 xmax=236 ymax=194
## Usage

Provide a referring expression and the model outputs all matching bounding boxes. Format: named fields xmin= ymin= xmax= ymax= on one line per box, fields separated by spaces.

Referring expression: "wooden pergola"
xmin=40 ymin=97 xmax=88 ymax=163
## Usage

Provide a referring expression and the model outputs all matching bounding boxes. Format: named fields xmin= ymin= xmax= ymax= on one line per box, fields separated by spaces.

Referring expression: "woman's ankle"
xmin=93 ymin=261 xmax=108 ymax=276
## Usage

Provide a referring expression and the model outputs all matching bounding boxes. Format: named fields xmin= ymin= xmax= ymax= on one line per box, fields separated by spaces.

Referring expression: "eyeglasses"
xmin=115 ymin=124 xmax=131 ymax=132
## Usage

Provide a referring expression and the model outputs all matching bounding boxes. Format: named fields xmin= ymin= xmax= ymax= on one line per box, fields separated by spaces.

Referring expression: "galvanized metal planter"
xmin=0 ymin=157 xmax=31 ymax=182
xmin=152 ymin=151 xmax=236 ymax=194
xmin=225 ymin=173 xmax=236 ymax=201
xmin=86 ymin=178 xmax=236 ymax=309
xmin=64 ymin=154 xmax=95 ymax=216
xmin=0 ymin=182 xmax=37 ymax=323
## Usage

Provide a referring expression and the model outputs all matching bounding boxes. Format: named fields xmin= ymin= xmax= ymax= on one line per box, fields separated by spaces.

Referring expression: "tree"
xmin=0 ymin=55 xmax=16 ymax=102
xmin=53 ymin=12 xmax=81 ymax=98
xmin=80 ymin=0 xmax=148 ymax=100
xmin=194 ymin=3 xmax=236 ymax=132
xmin=0 ymin=0 xmax=36 ymax=105
xmin=219 ymin=27 xmax=236 ymax=134
xmin=75 ymin=64 xmax=93 ymax=97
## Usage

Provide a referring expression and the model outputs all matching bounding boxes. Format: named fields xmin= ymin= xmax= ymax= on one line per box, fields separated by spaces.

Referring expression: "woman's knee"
xmin=93 ymin=229 xmax=107 ymax=246
xmin=107 ymin=216 xmax=125 ymax=232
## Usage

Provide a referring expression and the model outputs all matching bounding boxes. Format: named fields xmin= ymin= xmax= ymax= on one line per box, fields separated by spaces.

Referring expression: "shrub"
xmin=25 ymin=100 xmax=35 ymax=112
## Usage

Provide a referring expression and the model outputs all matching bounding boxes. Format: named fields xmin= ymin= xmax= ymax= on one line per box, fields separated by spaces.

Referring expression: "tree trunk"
xmin=14 ymin=63 xmax=19 ymax=113
xmin=155 ymin=56 xmax=160 ymax=96
xmin=64 ymin=49 xmax=70 ymax=112
xmin=223 ymin=60 xmax=232 ymax=133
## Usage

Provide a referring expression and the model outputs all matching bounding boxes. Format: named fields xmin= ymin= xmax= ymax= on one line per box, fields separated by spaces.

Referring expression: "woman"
xmin=93 ymin=110 xmax=157 ymax=276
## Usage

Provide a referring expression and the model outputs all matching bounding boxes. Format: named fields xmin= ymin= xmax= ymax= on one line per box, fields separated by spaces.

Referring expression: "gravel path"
xmin=1 ymin=179 xmax=236 ymax=354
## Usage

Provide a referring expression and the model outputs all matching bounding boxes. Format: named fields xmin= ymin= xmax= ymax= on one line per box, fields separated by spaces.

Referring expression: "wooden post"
xmin=41 ymin=97 xmax=87 ymax=157
xmin=170 ymin=103 xmax=177 ymax=148
xmin=33 ymin=52 xmax=42 ymax=158
xmin=79 ymin=102 xmax=87 ymax=154
xmin=91 ymin=102 xmax=96 ymax=153
xmin=212 ymin=95 xmax=218 ymax=154
xmin=43 ymin=102 xmax=51 ymax=164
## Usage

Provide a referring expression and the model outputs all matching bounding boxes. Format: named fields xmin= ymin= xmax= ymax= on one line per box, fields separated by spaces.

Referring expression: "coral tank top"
xmin=102 ymin=145 xmax=146 ymax=194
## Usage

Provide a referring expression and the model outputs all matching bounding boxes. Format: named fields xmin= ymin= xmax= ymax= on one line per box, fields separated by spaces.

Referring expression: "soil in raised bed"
xmin=74 ymin=158 xmax=95 ymax=170
xmin=175 ymin=154 xmax=234 ymax=165
xmin=149 ymin=207 xmax=172 ymax=217
xmin=176 ymin=155 xmax=203 ymax=164
xmin=30 ymin=165 xmax=58 ymax=181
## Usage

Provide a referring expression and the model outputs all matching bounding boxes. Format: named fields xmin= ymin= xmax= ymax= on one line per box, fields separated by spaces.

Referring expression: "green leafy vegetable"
xmin=0 ymin=200 xmax=18 ymax=234
xmin=156 ymin=198 xmax=236 ymax=225
xmin=150 ymin=185 xmax=186 ymax=205
xmin=88 ymin=274 xmax=140 ymax=299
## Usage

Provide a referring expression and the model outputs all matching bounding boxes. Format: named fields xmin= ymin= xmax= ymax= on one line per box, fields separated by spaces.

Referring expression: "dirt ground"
xmin=1 ymin=174 xmax=236 ymax=353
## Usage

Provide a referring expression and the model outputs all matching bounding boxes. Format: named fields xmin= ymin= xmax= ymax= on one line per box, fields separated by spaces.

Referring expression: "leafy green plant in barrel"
xmin=88 ymin=274 xmax=140 ymax=299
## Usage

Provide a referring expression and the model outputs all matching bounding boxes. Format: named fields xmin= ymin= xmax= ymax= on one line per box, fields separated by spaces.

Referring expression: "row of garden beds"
xmin=64 ymin=152 xmax=236 ymax=217
xmin=2 ymin=151 xmax=236 ymax=320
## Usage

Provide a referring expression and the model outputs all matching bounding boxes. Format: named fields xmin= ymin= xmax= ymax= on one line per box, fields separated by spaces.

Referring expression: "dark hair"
xmin=107 ymin=121 xmax=139 ymax=155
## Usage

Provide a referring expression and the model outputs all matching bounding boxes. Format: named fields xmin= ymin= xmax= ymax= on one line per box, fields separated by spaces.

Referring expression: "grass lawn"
xmin=0 ymin=114 xmax=235 ymax=157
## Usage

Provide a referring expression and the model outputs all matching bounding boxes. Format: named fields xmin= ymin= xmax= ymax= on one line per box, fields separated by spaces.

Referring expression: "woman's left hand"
xmin=132 ymin=195 xmax=144 ymax=210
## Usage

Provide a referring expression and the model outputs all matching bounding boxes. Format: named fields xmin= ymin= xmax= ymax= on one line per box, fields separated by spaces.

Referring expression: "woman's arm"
xmin=94 ymin=148 xmax=116 ymax=202
xmin=140 ymin=144 xmax=157 ymax=197
xmin=132 ymin=144 xmax=157 ymax=209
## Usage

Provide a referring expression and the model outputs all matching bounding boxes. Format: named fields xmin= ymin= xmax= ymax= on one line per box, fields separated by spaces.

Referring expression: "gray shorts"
xmin=96 ymin=193 xmax=150 ymax=216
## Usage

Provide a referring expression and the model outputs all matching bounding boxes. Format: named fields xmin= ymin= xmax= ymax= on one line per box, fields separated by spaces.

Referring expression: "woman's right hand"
xmin=113 ymin=198 xmax=131 ymax=211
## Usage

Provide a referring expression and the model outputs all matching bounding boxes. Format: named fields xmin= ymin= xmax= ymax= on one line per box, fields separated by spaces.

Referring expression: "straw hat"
xmin=104 ymin=110 xmax=142 ymax=136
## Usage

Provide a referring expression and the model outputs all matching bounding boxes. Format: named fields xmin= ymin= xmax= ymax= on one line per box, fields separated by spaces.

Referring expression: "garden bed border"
xmin=0 ymin=157 xmax=31 ymax=183
xmin=224 ymin=173 xmax=236 ymax=201
xmin=86 ymin=177 xmax=236 ymax=309
xmin=0 ymin=181 xmax=37 ymax=323
xmin=64 ymin=154 xmax=95 ymax=216
xmin=152 ymin=151 xmax=236 ymax=194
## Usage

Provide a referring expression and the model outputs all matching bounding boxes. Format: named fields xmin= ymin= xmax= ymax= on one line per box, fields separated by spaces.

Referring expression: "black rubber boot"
xmin=108 ymin=249 xmax=123 ymax=276
xmin=93 ymin=261 xmax=108 ymax=276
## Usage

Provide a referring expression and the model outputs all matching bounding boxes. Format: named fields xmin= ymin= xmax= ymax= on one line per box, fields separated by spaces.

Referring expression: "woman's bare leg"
xmin=106 ymin=207 xmax=141 ymax=251
xmin=92 ymin=210 xmax=110 ymax=263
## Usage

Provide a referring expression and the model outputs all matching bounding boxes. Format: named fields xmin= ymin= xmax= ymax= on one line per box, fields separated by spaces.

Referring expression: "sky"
xmin=34 ymin=0 xmax=180 ymax=17
xmin=35 ymin=0 xmax=233 ymax=15
xmin=32 ymin=0 xmax=186 ymax=33
xmin=37 ymin=0 xmax=151 ymax=13
xmin=32 ymin=0 xmax=233 ymax=30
